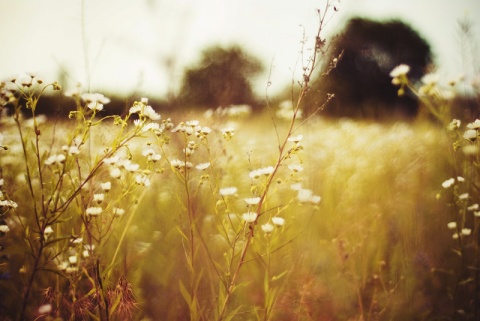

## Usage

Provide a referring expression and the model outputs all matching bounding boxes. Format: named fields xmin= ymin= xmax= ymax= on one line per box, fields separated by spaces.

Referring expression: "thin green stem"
xmin=217 ymin=4 xmax=336 ymax=318
xmin=217 ymin=230 xmax=253 ymax=321
xmin=20 ymin=244 xmax=45 ymax=321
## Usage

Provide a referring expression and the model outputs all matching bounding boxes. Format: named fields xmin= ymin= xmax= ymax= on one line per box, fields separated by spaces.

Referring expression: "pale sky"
xmin=1 ymin=0 xmax=479 ymax=98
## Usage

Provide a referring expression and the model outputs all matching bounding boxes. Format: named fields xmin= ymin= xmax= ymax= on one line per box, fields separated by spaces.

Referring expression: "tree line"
xmin=6 ymin=17 xmax=478 ymax=121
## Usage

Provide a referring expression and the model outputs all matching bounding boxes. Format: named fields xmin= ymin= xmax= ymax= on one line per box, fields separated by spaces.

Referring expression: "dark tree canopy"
xmin=179 ymin=45 xmax=263 ymax=108
xmin=306 ymin=17 xmax=433 ymax=119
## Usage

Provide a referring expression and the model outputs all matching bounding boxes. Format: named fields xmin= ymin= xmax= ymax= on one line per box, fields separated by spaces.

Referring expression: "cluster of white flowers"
xmin=447 ymin=118 xmax=480 ymax=155
xmin=291 ymin=183 xmax=321 ymax=204
xmin=0 ymin=178 xmax=18 ymax=235
xmin=61 ymin=144 xmax=80 ymax=156
xmin=44 ymin=153 xmax=67 ymax=166
xmin=0 ymin=84 xmax=16 ymax=107
xmin=447 ymin=220 xmax=472 ymax=239
xmin=241 ymin=215 xmax=284 ymax=235
xmin=441 ymin=176 xmax=479 ymax=238
xmin=103 ymin=156 xmax=142 ymax=179
xmin=0 ymin=80 xmax=17 ymax=107
xmin=1 ymin=73 xmax=61 ymax=112
xmin=113 ymin=207 xmax=125 ymax=217
xmin=57 ymin=259 xmax=78 ymax=274
xmin=249 ymin=166 xmax=275 ymax=179
xmin=218 ymin=193 xmax=287 ymax=235
xmin=441 ymin=177 xmax=463 ymax=189
xmin=463 ymin=119 xmax=480 ymax=142
xmin=447 ymin=119 xmax=462 ymax=131
xmin=81 ymin=93 xmax=110 ymax=112
xmin=419 ymin=72 xmax=456 ymax=100
xmin=135 ymin=121 xmax=163 ymax=135
xmin=135 ymin=174 xmax=151 ymax=187
xmin=103 ymin=155 xmax=120 ymax=165
xmin=260 ymin=216 xmax=286 ymax=235
xmin=129 ymin=98 xmax=161 ymax=121
xmin=389 ymin=64 xmax=410 ymax=96
xmin=221 ymin=127 xmax=235 ymax=141
xmin=239 ymin=195 xmax=289 ymax=233
xmin=9 ymin=72 xmax=45 ymax=88
xmin=172 ymin=120 xmax=212 ymax=140
xmin=468 ymin=203 xmax=479 ymax=216
xmin=391 ymin=64 xmax=460 ymax=100
xmin=142 ymin=148 xmax=162 ymax=162
xmin=119 ymin=159 xmax=140 ymax=172
xmin=183 ymin=141 xmax=199 ymax=157
xmin=287 ymin=134 xmax=304 ymax=155
xmin=54 ymin=236 xmax=97 ymax=274
xmin=297 ymin=189 xmax=322 ymax=204
xmin=99 ymin=154 xmax=153 ymax=218
xmin=0 ymin=199 xmax=18 ymax=209
xmin=169 ymin=119 xmax=215 ymax=174
xmin=171 ymin=159 xmax=193 ymax=170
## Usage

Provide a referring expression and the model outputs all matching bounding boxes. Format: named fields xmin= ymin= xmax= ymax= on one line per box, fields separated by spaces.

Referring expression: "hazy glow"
xmin=1 ymin=0 xmax=479 ymax=97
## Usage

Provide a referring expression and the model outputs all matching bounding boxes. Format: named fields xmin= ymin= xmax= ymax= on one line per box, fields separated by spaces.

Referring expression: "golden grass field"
xmin=2 ymin=100 xmax=477 ymax=320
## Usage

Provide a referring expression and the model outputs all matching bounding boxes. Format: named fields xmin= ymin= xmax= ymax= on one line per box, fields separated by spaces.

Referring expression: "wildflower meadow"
xmin=0 ymin=2 xmax=479 ymax=321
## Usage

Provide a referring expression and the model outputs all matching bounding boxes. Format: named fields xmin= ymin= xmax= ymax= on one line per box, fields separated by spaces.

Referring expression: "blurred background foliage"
xmin=178 ymin=45 xmax=264 ymax=110
xmin=305 ymin=18 xmax=433 ymax=120
xmin=6 ymin=16 xmax=478 ymax=123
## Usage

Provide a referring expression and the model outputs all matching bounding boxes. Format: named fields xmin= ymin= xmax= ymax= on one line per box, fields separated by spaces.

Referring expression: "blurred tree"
xmin=178 ymin=45 xmax=263 ymax=108
xmin=305 ymin=18 xmax=433 ymax=119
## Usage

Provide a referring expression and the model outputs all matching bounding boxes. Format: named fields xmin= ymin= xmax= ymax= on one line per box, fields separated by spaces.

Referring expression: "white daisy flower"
xmin=244 ymin=197 xmax=261 ymax=205
xmin=441 ymin=178 xmax=455 ymax=189
xmin=242 ymin=212 xmax=257 ymax=223
xmin=389 ymin=64 xmax=410 ymax=77
xmin=220 ymin=187 xmax=237 ymax=196
xmin=196 ymin=162 xmax=211 ymax=170
xmin=261 ymin=223 xmax=274 ymax=234
xmin=86 ymin=207 xmax=103 ymax=217
xmin=272 ymin=217 xmax=285 ymax=227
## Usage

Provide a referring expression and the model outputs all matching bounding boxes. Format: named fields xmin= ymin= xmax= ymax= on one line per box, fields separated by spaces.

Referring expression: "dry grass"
xmin=0 ymin=107 xmax=475 ymax=320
